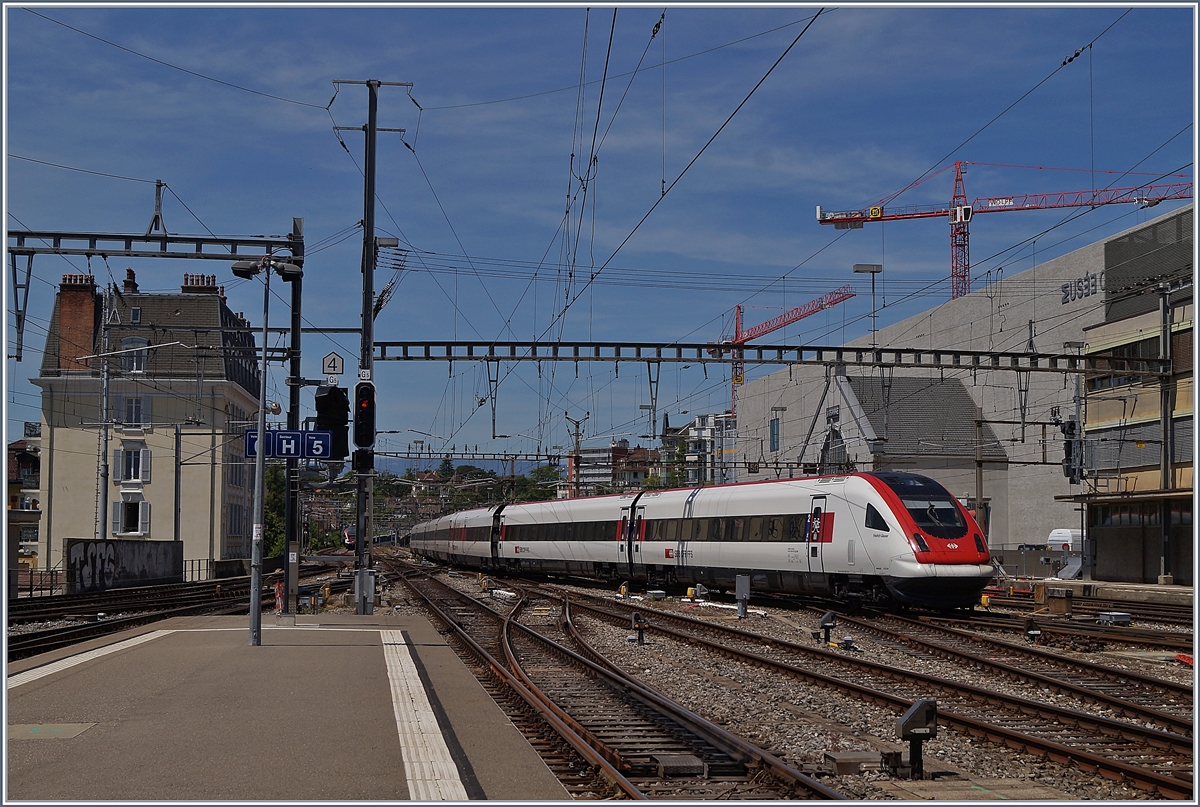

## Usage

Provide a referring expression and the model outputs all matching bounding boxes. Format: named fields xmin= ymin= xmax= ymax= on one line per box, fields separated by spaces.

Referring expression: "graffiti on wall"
xmin=66 ymin=540 xmax=183 ymax=593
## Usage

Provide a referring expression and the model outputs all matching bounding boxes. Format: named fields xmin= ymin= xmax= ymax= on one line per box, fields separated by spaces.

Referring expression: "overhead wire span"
xmin=547 ymin=8 xmax=828 ymax=341
xmin=24 ymin=9 xmax=329 ymax=110
xmin=423 ymin=11 xmax=828 ymax=111
xmin=875 ymin=7 xmax=1133 ymax=209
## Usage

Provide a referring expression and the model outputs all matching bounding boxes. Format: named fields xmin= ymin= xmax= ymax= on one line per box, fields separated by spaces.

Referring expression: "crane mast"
xmin=817 ymin=161 xmax=1193 ymax=299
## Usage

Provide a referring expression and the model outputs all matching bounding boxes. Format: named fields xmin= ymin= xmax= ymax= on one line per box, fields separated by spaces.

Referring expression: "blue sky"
xmin=5 ymin=4 xmax=1194 ymax=473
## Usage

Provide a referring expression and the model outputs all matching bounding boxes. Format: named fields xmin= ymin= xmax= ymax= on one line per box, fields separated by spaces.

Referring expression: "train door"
xmin=807 ymin=495 xmax=828 ymax=575
xmin=489 ymin=505 xmax=506 ymax=569
xmin=619 ymin=502 xmax=645 ymax=579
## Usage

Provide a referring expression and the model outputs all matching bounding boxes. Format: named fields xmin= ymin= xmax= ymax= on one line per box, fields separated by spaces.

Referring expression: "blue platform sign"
xmin=246 ymin=429 xmax=333 ymax=459
xmin=304 ymin=431 xmax=332 ymax=459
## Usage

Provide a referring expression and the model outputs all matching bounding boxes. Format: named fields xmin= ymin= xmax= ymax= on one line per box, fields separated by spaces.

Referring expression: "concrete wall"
xmin=66 ymin=538 xmax=183 ymax=593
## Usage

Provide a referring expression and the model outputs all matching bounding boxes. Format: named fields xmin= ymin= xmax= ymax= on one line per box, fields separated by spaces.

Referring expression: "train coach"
xmin=408 ymin=471 xmax=994 ymax=610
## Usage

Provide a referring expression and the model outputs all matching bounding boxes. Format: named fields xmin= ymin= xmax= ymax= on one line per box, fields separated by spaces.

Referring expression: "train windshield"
xmin=869 ymin=473 xmax=969 ymax=539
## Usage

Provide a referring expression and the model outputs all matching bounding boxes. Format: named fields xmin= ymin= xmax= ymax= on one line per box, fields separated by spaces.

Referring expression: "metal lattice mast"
xmin=950 ymin=161 xmax=971 ymax=299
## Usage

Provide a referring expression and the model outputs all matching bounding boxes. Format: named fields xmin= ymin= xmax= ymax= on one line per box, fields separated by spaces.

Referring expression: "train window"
xmin=901 ymin=497 xmax=967 ymax=539
xmin=707 ymin=518 xmax=723 ymax=541
xmin=766 ymin=517 xmax=784 ymax=541
xmin=729 ymin=517 xmax=745 ymax=542
xmin=746 ymin=517 xmax=763 ymax=542
xmin=661 ymin=520 xmax=674 ymax=541
xmin=644 ymin=521 xmax=661 ymax=542
xmin=788 ymin=514 xmax=808 ymax=542
xmin=865 ymin=504 xmax=890 ymax=532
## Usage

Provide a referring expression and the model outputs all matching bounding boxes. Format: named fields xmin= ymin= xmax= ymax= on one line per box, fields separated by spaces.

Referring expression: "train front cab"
xmin=863 ymin=472 xmax=993 ymax=609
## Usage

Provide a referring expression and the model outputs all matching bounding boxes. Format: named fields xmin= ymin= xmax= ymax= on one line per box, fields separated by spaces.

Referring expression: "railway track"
xmin=398 ymin=569 xmax=845 ymax=800
xmin=986 ymin=593 xmax=1195 ymax=627
xmin=541 ymin=584 xmax=1192 ymax=799
xmin=7 ymin=566 xmax=347 ymax=663
xmin=7 ymin=577 xmax=259 ymax=625
xmin=7 ymin=598 xmax=251 ymax=661
xmin=923 ymin=611 xmax=1193 ymax=651
xmin=820 ymin=609 xmax=1193 ymax=737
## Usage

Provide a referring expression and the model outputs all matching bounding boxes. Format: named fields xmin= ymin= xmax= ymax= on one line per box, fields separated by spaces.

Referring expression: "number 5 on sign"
xmin=304 ymin=432 xmax=332 ymax=459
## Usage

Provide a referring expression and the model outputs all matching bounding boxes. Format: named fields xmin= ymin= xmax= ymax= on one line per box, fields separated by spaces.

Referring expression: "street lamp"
xmin=231 ymin=254 xmax=302 ymax=647
xmin=853 ymin=263 xmax=883 ymax=348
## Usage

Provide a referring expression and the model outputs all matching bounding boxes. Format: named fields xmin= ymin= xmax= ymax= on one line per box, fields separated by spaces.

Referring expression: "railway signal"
xmin=353 ymin=381 xmax=376 ymax=448
xmin=1060 ymin=418 xmax=1082 ymax=484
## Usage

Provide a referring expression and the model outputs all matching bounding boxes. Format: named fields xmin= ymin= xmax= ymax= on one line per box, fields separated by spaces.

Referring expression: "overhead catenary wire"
xmin=24 ymin=9 xmax=330 ymax=110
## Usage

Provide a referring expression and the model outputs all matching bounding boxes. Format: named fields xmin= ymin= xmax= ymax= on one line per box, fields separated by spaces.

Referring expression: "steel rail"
xmin=824 ymin=609 xmax=1193 ymax=736
xmin=564 ymin=594 xmax=1192 ymax=798
xmin=500 ymin=595 xmax=632 ymax=773
xmin=921 ymin=613 xmax=1194 ymax=651
xmin=504 ymin=597 xmax=845 ymax=799
xmin=556 ymin=596 xmax=846 ymax=799
xmin=400 ymin=573 xmax=645 ymax=799
xmin=7 ymin=598 xmax=250 ymax=661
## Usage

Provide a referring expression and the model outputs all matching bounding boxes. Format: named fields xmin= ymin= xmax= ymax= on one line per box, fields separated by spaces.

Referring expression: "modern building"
xmin=33 ymin=270 xmax=263 ymax=573
xmin=736 ymin=205 xmax=1192 ymax=583
xmin=567 ymin=439 xmax=660 ymax=495
xmin=681 ymin=413 xmax=738 ymax=486
xmin=1071 ymin=211 xmax=1193 ymax=584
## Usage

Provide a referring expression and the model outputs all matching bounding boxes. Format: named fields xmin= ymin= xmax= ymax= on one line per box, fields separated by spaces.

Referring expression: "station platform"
xmin=6 ymin=611 xmax=569 ymax=801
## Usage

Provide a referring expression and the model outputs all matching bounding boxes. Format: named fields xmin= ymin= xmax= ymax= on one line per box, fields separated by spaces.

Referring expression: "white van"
xmin=1047 ymin=529 xmax=1083 ymax=552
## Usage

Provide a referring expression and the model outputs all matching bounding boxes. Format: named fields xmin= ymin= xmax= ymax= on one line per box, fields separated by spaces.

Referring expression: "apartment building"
xmin=33 ymin=270 xmax=262 ymax=571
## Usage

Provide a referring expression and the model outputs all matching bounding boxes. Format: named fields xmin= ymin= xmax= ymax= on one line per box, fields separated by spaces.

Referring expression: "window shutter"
xmin=141 ymin=449 xmax=152 ymax=482
xmin=139 ymin=500 xmax=151 ymax=534
xmin=141 ymin=395 xmax=152 ymax=425
xmin=112 ymin=501 xmax=122 ymax=534
xmin=112 ymin=449 xmax=124 ymax=482
xmin=112 ymin=396 xmax=124 ymax=424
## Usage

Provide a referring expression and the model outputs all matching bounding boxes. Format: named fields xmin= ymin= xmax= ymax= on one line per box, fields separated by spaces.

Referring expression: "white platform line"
xmin=7 ymin=630 xmax=174 ymax=689
xmin=381 ymin=630 xmax=469 ymax=801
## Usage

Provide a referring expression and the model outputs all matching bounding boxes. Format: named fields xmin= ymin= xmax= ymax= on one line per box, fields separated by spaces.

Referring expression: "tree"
xmin=263 ymin=463 xmax=286 ymax=557
xmin=511 ymin=464 xmax=559 ymax=502
xmin=529 ymin=463 xmax=563 ymax=484
xmin=437 ymin=456 xmax=455 ymax=480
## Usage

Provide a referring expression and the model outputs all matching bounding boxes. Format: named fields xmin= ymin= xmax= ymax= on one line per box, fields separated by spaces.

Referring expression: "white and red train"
xmin=408 ymin=471 xmax=994 ymax=610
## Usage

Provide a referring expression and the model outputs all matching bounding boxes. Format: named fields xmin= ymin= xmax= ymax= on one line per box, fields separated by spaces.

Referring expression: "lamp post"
xmin=232 ymin=255 xmax=302 ymax=646
xmin=853 ymin=264 xmax=883 ymax=348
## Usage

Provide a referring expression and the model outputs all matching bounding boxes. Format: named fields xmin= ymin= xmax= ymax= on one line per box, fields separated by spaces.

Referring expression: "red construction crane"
xmin=707 ymin=284 xmax=856 ymax=415
xmin=816 ymin=161 xmax=1193 ymax=299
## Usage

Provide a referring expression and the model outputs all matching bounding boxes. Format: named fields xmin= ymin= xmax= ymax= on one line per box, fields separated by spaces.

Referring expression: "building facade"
xmin=33 ymin=270 xmax=263 ymax=572
xmin=7 ymin=424 xmax=42 ymax=570
xmin=1073 ymin=210 xmax=1193 ymax=584
xmin=736 ymin=205 xmax=1192 ymax=583
xmin=681 ymin=413 xmax=738 ymax=486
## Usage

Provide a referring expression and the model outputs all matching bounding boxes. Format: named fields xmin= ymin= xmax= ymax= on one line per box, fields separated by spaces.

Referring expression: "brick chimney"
xmin=182 ymin=273 xmax=221 ymax=294
xmin=123 ymin=268 xmax=139 ymax=294
xmin=57 ymin=274 xmax=98 ymax=371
